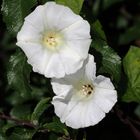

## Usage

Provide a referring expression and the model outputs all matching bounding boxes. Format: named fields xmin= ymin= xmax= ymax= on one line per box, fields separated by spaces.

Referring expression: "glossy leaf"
xmin=10 ymin=105 xmax=32 ymax=120
xmin=1 ymin=0 xmax=37 ymax=35
xmin=122 ymin=46 xmax=140 ymax=102
xmin=7 ymin=50 xmax=32 ymax=100
xmin=55 ymin=0 xmax=84 ymax=14
xmin=91 ymin=21 xmax=121 ymax=83
xmin=43 ymin=117 xmax=68 ymax=136
xmin=31 ymin=98 xmax=51 ymax=125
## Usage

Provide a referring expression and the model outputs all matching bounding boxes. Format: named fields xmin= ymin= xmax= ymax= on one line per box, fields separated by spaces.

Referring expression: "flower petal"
xmin=51 ymin=78 xmax=73 ymax=96
xmin=44 ymin=2 xmax=82 ymax=30
xmin=52 ymin=93 xmax=105 ymax=129
xmin=25 ymin=5 xmax=45 ymax=31
xmin=93 ymin=88 xmax=117 ymax=113
xmin=61 ymin=20 xmax=91 ymax=40
xmin=60 ymin=46 xmax=84 ymax=75
xmin=45 ymin=53 xmax=65 ymax=78
xmin=94 ymin=75 xmax=115 ymax=89
xmin=66 ymin=39 xmax=91 ymax=59
xmin=17 ymin=22 xmax=42 ymax=43
xmin=84 ymin=54 xmax=96 ymax=81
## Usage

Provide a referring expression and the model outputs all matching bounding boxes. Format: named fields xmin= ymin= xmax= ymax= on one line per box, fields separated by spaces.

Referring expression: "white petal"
xmin=44 ymin=2 xmax=82 ymax=30
xmin=52 ymin=96 xmax=68 ymax=118
xmin=94 ymin=75 xmax=115 ymax=89
xmin=93 ymin=87 xmax=117 ymax=113
xmin=66 ymin=39 xmax=91 ymax=59
xmin=25 ymin=5 xmax=45 ymax=31
xmin=60 ymin=46 xmax=84 ymax=75
xmin=84 ymin=54 xmax=96 ymax=81
xmin=17 ymin=22 xmax=42 ymax=42
xmin=17 ymin=41 xmax=53 ymax=74
xmin=51 ymin=78 xmax=73 ymax=96
xmin=53 ymin=94 xmax=105 ymax=129
xmin=45 ymin=53 xmax=65 ymax=78
xmin=61 ymin=20 xmax=91 ymax=40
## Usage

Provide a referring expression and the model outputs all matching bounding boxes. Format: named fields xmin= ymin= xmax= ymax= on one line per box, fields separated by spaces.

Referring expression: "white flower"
xmin=51 ymin=54 xmax=117 ymax=129
xmin=16 ymin=2 xmax=91 ymax=78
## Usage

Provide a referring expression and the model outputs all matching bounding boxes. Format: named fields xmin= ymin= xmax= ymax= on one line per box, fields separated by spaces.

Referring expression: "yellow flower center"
xmin=42 ymin=31 xmax=63 ymax=50
xmin=82 ymin=84 xmax=94 ymax=96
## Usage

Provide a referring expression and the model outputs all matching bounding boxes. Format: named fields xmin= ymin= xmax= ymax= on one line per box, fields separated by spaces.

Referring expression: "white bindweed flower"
xmin=51 ymin=54 xmax=117 ymax=129
xmin=16 ymin=2 xmax=91 ymax=78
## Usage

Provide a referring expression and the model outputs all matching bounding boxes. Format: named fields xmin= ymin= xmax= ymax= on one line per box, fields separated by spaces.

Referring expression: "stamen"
xmin=81 ymin=84 xmax=94 ymax=96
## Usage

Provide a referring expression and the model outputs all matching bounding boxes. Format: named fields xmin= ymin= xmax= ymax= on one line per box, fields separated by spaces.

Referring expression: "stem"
xmin=114 ymin=105 xmax=140 ymax=140
xmin=0 ymin=112 xmax=36 ymax=128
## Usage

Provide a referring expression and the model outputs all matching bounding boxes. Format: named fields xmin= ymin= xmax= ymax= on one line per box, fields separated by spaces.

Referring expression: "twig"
xmin=0 ymin=112 xmax=36 ymax=128
xmin=114 ymin=106 xmax=140 ymax=140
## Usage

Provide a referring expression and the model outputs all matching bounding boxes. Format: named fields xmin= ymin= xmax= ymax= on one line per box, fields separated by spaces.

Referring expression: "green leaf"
xmin=10 ymin=105 xmax=32 ymax=120
xmin=122 ymin=46 xmax=140 ymax=102
xmin=7 ymin=49 xmax=32 ymax=100
xmin=31 ymin=98 xmax=51 ymax=125
xmin=119 ymin=23 xmax=140 ymax=45
xmin=1 ymin=0 xmax=37 ymax=35
xmin=91 ymin=21 xmax=121 ymax=83
xmin=55 ymin=0 xmax=84 ymax=14
xmin=6 ymin=127 xmax=35 ymax=140
xmin=43 ymin=117 xmax=68 ymax=136
xmin=92 ymin=20 xmax=107 ymax=41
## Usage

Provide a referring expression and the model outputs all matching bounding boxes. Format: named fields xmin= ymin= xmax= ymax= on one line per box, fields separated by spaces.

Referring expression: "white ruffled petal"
xmin=44 ymin=2 xmax=82 ymax=30
xmin=51 ymin=78 xmax=73 ymax=96
xmin=94 ymin=75 xmax=115 ymax=89
xmin=84 ymin=54 xmax=96 ymax=81
xmin=52 ymin=93 xmax=105 ymax=129
xmin=66 ymin=39 xmax=91 ymax=59
xmin=60 ymin=46 xmax=84 ymax=75
xmin=17 ymin=22 xmax=42 ymax=43
xmin=61 ymin=20 xmax=91 ymax=40
xmin=45 ymin=53 xmax=65 ymax=78
xmin=93 ymin=87 xmax=117 ymax=113
xmin=25 ymin=5 xmax=45 ymax=31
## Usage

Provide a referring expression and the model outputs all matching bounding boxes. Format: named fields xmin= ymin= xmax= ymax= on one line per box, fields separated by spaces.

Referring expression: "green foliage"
xmin=31 ymin=98 xmax=51 ymax=125
xmin=7 ymin=50 xmax=32 ymax=101
xmin=91 ymin=21 xmax=121 ymax=83
xmin=1 ymin=0 xmax=37 ymax=35
xmin=6 ymin=127 xmax=35 ymax=140
xmin=10 ymin=104 xmax=32 ymax=120
xmin=119 ymin=22 xmax=140 ymax=45
xmin=43 ymin=117 xmax=69 ymax=136
xmin=55 ymin=0 xmax=84 ymax=14
xmin=122 ymin=46 xmax=140 ymax=102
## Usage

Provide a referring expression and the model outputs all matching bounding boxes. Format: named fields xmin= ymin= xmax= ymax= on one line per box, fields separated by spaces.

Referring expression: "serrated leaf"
xmin=7 ymin=50 xmax=32 ymax=100
xmin=10 ymin=105 xmax=32 ymax=120
xmin=55 ymin=0 xmax=84 ymax=14
xmin=43 ymin=117 xmax=68 ymax=136
xmin=31 ymin=98 xmax=51 ymax=125
xmin=1 ymin=0 xmax=37 ymax=35
xmin=122 ymin=46 xmax=140 ymax=102
xmin=91 ymin=21 xmax=121 ymax=83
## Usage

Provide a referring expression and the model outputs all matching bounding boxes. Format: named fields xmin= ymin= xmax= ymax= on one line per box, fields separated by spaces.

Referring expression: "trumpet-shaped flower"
xmin=51 ymin=55 xmax=117 ymax=129
xmin=16 ymin=2 xmax=91 ymax=78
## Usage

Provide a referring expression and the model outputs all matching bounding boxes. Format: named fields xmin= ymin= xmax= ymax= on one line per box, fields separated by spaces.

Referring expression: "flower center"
xmin=42 ymin=31 xmax=63 ymax=50
xmin=81 ymin=84 xmax=94 ymax=96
